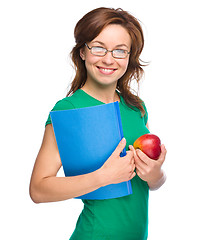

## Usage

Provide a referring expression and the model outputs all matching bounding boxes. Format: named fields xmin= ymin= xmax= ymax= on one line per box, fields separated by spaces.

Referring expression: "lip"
xmin=97 ymin=66 xmax=117 ymax=75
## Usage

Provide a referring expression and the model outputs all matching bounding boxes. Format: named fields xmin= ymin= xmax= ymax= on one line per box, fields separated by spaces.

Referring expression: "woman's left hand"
xmin=129 ymin=144 xmax=167 ymax=190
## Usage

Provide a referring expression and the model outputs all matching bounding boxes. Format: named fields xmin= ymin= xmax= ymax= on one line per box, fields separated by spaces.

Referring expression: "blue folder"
xmin=50 ymin=102 xmax=132 ymax=200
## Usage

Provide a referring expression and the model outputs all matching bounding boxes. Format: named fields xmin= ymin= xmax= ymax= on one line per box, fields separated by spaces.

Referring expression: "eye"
xmin=113 ymin=49 xmax=128 ymax=58
xmin=114 ymin=49 xmax=126 ymax=54
xmin=91 ymin=46 xmax=106 ymax=56
xmin=92 ymin=46 xmax=106 ymax=52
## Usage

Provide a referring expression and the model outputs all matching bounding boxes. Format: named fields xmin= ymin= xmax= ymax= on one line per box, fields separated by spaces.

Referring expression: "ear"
xmin=80 ymin=47 xmax=86 ymax=60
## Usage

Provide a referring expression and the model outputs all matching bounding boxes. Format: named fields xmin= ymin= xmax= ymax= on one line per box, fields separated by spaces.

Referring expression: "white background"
xmin=1 ymin=0 xmax=203 ymax=239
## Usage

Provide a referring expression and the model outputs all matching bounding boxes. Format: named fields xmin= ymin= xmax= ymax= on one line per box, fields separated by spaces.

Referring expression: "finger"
xmin=128 ymin=145 xmax=135 ymax=152
xmin=157 ymin=144 xmax=167 ymax=163
xmin=129 ymin=171 xmax=136 ymax=180
xmin=126 ymin=149 xmax=136 ymax=169
xmin=130 ymin=161 xmax=136 ymax=172
xmin=112 ymin=138 xmax=126 ymax=157
xmin=125 ymin=150 xmax=134 ymax=162
xmin=128 ymin=145 xmax=137 ymax=163
xmin=135 ymin=160 xmax=147 ymax=174
xmin=132 ymin=163 xmax=136 ymax=172
xmin=128 ymin=146 xmax=147 ymax=168
xmin=135 ymin=168 xmax=144 ymax=179
xmin=135 ymin=149 xmax=151 ymax=165
xmin=133 ymin=155 xmax=148 ymax=175
xmin=129 ymin=146 xmax=149 ymax=172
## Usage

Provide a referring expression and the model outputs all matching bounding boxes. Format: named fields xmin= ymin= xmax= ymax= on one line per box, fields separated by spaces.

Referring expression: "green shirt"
xmin=46 ymin=89 xmax=150 ymax=240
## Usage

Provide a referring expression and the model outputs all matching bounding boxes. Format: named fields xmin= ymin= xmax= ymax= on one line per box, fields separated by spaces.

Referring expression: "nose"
xmin=102 ymin=52 xmax=115 ymax=65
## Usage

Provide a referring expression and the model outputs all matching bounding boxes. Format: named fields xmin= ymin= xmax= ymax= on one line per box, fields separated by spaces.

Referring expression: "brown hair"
xmin=67 ymin=7 xmax=146 ymax=115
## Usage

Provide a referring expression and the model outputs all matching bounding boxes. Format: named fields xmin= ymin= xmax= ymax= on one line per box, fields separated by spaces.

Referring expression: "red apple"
xmin=133 ymin=133 xmax=161 ymax=160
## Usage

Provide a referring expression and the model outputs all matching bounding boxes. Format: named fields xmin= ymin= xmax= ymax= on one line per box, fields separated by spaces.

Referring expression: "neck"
xmin=81 ymin=82 xmax=120 ymax=104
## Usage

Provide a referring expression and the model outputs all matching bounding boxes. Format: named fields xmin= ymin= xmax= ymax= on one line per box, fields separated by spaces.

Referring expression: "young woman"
xmin=30 ymin=7 xmax=167 ymax=240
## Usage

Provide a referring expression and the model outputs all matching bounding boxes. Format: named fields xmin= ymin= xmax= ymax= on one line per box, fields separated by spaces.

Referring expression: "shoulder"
xmin=50 ymin=89 xmax=86 ymax=111
xmin=120 ymin=94 xmax=148 ymax=125
xmin=45 ymin=95 xmax=76 ymax=126
xmin=45 ymin=89 xmax=93 ymax=126
xmin=137 ymin=98 xmax=148 ymax=125
xmin=51 ymin=97 xmax=75 ymax=111
xmin=141 ymin=100 xmax=148 ymax=125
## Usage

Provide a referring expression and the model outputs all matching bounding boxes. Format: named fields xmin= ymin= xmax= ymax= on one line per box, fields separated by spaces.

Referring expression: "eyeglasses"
xmin=85 ymin=43 xmax=130 ymax=59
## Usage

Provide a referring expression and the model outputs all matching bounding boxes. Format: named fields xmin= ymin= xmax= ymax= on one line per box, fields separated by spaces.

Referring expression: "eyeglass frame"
xmin=85 ymin=43 xmax=131 ymax=59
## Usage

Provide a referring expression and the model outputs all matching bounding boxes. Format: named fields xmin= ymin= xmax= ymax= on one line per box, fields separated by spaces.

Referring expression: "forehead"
xmin=91 ymin=24 xmax=131 ymax=47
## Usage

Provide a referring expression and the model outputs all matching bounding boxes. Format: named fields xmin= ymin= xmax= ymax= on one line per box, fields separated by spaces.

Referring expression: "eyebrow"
xmin=91 ymin=41 xmax=129 ymax=49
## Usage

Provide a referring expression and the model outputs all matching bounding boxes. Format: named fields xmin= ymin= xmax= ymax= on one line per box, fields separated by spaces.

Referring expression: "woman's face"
xmin=80 ymin=24 xmax=131 ymax=88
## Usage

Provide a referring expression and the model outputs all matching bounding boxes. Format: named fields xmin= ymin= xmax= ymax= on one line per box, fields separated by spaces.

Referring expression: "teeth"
xmin=100 ymin=67 xmax=114 ymax=73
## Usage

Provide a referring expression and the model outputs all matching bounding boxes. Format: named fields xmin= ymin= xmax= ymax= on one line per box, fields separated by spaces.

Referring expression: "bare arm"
xmin=29 ymin=125 xmax=136 ymax=203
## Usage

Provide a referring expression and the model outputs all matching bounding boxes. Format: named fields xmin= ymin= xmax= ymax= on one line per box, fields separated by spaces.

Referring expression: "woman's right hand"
xmin=100 ymin=138 xmax=136 ymax=186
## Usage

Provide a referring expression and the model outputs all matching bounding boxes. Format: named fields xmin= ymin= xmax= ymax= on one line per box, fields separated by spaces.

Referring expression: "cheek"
xmin=119 ymin=58 xmax=130 ymax=74
xmin=116 ymin=59 xmax=130 ymax=81
xmin=85 ymin=54 xmax=99 ymax=68
xmin=84 ymin=56 xmax=100 ymax=78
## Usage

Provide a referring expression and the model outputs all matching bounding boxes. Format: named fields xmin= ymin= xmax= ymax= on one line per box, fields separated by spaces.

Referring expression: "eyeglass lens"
xmin=91 ymin=47 xmax=128 ymax=58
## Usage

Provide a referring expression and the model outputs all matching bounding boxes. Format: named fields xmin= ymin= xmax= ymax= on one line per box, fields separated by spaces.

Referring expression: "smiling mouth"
xmin=97 ymin=66 xmax=117 ymax=74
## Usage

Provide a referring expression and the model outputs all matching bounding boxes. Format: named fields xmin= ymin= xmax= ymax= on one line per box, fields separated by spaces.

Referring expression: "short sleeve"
xmin=45 ymin=98 xmax=75 ymax=126
xmin=142 ymin=102 xmax=148 ymax=125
